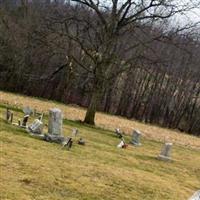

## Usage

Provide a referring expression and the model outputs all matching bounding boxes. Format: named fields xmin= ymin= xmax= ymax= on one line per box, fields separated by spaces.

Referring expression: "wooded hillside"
xmin=0 ymin=0 xmax=199 ymax=135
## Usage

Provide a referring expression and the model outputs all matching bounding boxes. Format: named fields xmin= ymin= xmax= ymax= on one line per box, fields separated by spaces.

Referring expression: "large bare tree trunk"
xmin=84 ymin=89 xmax=101 ymax=125
xmin=84 ymin=72 xmax=104 ymax=125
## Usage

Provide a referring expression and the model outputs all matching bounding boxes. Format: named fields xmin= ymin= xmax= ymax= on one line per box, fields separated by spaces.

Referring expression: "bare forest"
xmin=0 ymin=0 xmax=200 ymax=135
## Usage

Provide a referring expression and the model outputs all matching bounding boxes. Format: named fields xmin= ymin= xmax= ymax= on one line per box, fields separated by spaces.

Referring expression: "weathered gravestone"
xmin=48 ymin=108 xmax=63 ymax=135
xmin=20 ymin=115 xmax=29 ymax=127
xmin=131 ymin=129 xmax=142 ymax=146
xmin=44 ymin=108 xmax=64 ymax=143
xmin=28 ymin=119 xmax=43 ymax=134
xmin=78 ymin=138 xmax=85 ymax=145
xmin=5 ymin=108 xmax=13 ymax=123
xmin=19 ymin=115 xmax=30 ymax=127
xmin=158 ymin=143 xmax=173 ymax=161
xmin=188 ymin=190 xmax=200 ymax=200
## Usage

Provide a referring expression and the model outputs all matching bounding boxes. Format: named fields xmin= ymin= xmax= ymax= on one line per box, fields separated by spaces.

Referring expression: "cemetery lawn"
xmin=0 ymin=92 xmax=199 ymax=200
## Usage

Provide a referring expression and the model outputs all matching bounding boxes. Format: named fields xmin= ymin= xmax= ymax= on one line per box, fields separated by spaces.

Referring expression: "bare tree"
xmin=0 ymin=0 xmax=199 ymax=134
xmin=59 ymin=0 xmax=200 ymax=124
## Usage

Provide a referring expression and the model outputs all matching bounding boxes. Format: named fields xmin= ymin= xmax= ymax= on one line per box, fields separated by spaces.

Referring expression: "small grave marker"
xmin=28 ymin=119 xmax=43 ymax=134
xmin=5 ymin=108 xmax=13 ymax=123
xmin=21 ymin=115 xmax=30 ymax=127
xmin=78 ymin=138 xmax=85 ymax=145
xmin=117 ymin=138 xmax=127 ymax=148
xmin=158 ymin=143 xmax=173 ymax=161
xmin=131 ymin=129 xmax=142 ymax=146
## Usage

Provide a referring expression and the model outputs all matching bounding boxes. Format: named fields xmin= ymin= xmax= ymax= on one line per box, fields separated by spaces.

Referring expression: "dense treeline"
xmin=0 ymin=0 xmax=200 ymax=135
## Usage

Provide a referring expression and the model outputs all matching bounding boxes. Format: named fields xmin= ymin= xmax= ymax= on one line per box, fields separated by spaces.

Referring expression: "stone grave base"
xmin=130 ymin=142 xmax=142 ymax=146
xmin=44 ymin=134 xmax=65 ymax=144
xmin=157 ymin=154 xmax=172 ymax=161
xmin=29 ymin=133 xmax=45 ymax=140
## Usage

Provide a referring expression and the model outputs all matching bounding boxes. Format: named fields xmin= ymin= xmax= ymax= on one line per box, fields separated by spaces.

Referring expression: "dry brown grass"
xmin=0 ymin=91 xmax=199 ymax=149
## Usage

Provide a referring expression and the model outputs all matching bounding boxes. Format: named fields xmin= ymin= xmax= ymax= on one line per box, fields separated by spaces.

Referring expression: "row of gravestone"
xmin=115 ymin=128 xmax=173 ymax=162
xmin=5 ymin=107 xmax=85 ymax=149
xmin=6 ymin=106 xmax=172 ymax=159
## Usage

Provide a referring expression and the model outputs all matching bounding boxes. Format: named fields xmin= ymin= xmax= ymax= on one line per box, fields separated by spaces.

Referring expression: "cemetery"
xmin=5 ymin=106 xmax=85 ymax=150
xmin=0 ymin=0 xmax=200 ymax=199
xmin=0 ymin=92 xmax=199 ymax=200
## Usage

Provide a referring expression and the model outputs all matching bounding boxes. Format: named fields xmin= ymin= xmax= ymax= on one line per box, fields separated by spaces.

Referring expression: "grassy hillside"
xmin=0 ymin=91 xmax=200 ymax=200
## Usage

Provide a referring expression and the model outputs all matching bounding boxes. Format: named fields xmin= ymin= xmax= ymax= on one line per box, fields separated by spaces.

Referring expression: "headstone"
xmin=158 ymin=143 xmax=173 ymax=161
xmin=78 ymin=138 xmax=85 ymax=145
xmin=28 ymin=119 xmax=43 ymax=134
xmin=117 ymin=138 xmax=127 ymax=148
xmin=72 ymin=128 xmax=79 ymax=137
xmin=115 ymin=128 xmax=123 ymax=138
xmin=5 ymin=108 xmax=13 ymax=122
xmin=21 ymin=115 xmax=29 ymax=127
xmin=188 ymin=190 xmax=200 ymax=200
xmin=62 ymin=137 xmax=73 ymax=150
xmin=23 ymin=106 xmax=33 ymax=116
xmin=48 ymin=108 xmax=63 ymax=135
xmin=131 ymin=129 xmax=142 ymax=146
xmin=6 ymin=108 xmax=11 ymax=120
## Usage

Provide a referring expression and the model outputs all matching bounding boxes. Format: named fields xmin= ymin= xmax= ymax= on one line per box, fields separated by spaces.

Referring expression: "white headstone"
xmin=117 ymin=140 xmax=125 ymax=148
xmin=48 ymin=108 xmax=63 ymax=135
xmin=158 ymin=143 xmax=173 ymax=161
xmin=5 ymin=108 xmax=13 ymax=123
xmin=131 ymin=129 xmax=142 ymax=146
xmin=188 ymin=190 xmax=200 ymax=200
xmin=28 ymin=119 xmax=43 ymax=134
xmin=117 ymin=138 xmax=126 ymax=148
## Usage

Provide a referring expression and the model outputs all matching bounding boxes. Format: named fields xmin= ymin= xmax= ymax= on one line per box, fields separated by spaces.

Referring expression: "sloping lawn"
xmin=0 ymin=107 xmax=199 ymax=200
